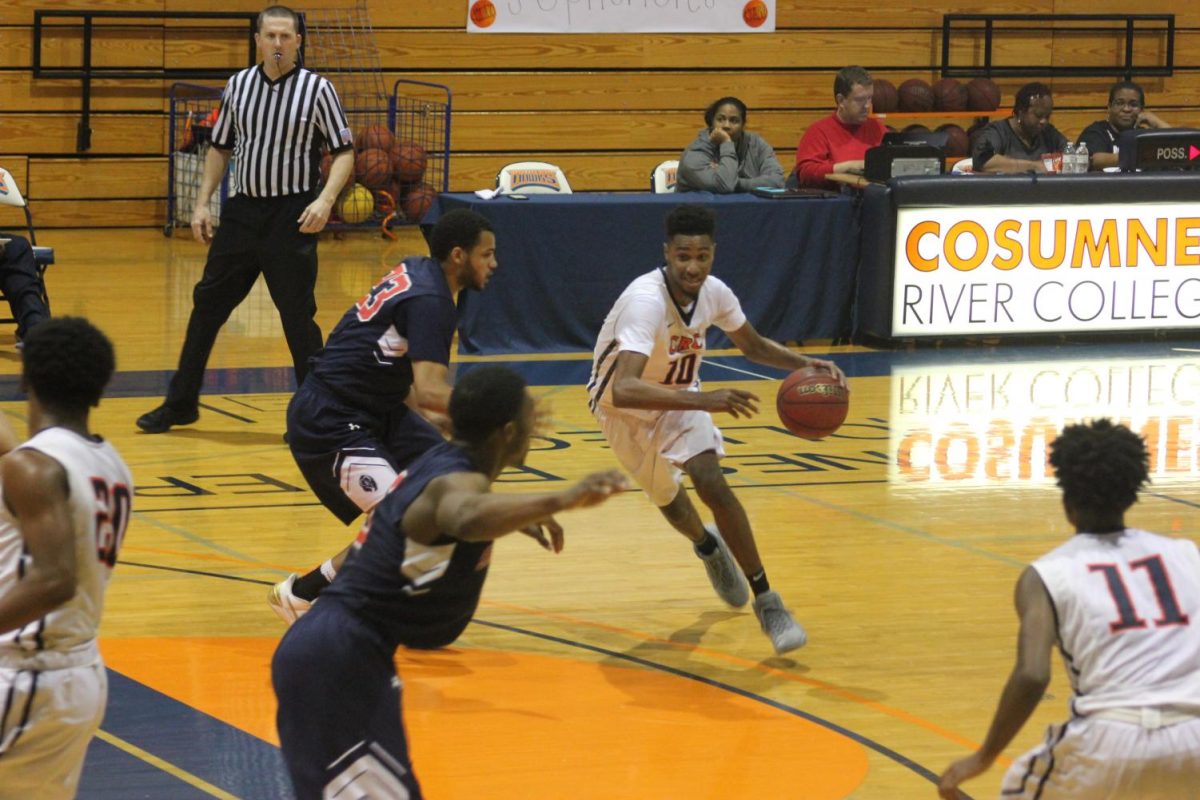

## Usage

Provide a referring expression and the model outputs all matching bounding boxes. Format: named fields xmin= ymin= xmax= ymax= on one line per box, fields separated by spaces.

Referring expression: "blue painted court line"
xmin=85 ymin=670 xmax=292 ymax=800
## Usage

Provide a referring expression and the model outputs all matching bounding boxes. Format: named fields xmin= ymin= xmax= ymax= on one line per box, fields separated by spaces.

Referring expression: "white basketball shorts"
xmin=0 ymin=658 xmax=107 ymax=800
xmin=1000 ymin=714 xmax=1200 ymax=799
xmin=597 ymin=408 xmax=725 ymax=507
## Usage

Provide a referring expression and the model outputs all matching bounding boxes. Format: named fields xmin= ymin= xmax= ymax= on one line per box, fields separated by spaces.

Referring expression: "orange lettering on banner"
xmin=992 ymin=220 xmax=1022 ymax=270
xmin=945 ymin=221 xmax=987 ymax=271
xmin=1072 ymin=219 xmax=1121 ymax=268
xmin=906 ymin=221 xmax=939 ymax=272
xmin=1175 ymin=218 xmax=1200 ymax=266
xmin=1028 ymin=220 xmax=1066 ymax=270
xmin=1127 ymin=218 xmax=1168 ymax=267
xmin=984 ymin=420 xmax=1015 ymax=479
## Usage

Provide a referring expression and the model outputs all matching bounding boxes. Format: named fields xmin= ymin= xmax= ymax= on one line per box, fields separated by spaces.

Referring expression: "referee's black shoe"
xmin=136 ymin=404 xmax=199 ymax=434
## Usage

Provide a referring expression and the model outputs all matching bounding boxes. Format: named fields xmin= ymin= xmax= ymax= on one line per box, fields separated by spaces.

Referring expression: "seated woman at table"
xmin=972 ymin=82 xmax=1068 ymax=173
xmin=1078 ymin=80 xmax=1172 ymax=171
xmin=676 ymin=96 xmax=785 ymax=193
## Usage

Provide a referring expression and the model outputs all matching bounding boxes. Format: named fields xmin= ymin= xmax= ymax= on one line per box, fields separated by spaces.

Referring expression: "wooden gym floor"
xmin=2 ymin=227 xmax=1197 ymax=800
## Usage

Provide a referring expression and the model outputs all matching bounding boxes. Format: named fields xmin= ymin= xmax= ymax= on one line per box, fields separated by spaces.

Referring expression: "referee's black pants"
xmin=164 ymin=192 xmax=324 ymax=412
xmin=0 ymin=233 xmax=50 ymax=339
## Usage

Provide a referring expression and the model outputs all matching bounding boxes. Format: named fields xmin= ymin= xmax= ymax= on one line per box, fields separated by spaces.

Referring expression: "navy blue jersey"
xmin=321 ymin=441 xmax=492 ymax=650
xmin=308 ymin=257 xmax=456 ymax=416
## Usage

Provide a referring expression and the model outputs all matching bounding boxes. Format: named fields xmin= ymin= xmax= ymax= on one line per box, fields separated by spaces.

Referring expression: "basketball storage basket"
xmin=165 ymin=83 xmax=233 ymax=236
xmin=328 ymin=79 xmax=451 ymax=231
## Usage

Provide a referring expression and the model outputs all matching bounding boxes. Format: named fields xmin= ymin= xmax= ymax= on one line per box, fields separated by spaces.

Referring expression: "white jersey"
xmin=0 ymin=428 xmax=132 ymax=668
xmin=1032 ymin=528 xmax=1200 ymax=716
xmin=588 ymin=268 xmax=746 ymax=419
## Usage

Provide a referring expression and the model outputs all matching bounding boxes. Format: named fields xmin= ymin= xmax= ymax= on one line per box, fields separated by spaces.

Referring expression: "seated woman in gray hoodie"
xmin=676 ymin=96 xmax=785 ymax=193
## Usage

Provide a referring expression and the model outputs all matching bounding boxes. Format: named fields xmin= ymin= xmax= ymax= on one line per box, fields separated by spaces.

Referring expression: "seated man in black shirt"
xmin=1077 ymin=80 xmax=1172 ymax=171
xmin=0 ymin=234 xmax=50 ymax=344
xmin=971 ymin=82 xmax=1069 ymax=174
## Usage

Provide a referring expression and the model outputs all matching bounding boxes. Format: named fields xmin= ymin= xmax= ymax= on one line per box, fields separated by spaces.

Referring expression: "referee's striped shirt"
xmin=211 ymin=64 xmax=353 ymax=198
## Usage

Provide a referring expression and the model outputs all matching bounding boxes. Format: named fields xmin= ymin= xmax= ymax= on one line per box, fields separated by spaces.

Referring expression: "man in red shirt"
xmin=793 ymin=66 xmax=886 ymax=188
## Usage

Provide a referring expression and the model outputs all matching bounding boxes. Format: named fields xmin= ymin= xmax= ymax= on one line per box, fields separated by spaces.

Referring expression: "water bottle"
xmin=1063 ymin=141 xmax=1076 ymax=173
xmin=1076 ymin=140 xmax=1089 ymax=173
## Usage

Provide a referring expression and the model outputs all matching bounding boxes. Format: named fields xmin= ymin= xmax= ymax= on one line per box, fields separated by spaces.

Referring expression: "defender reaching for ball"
xmin=586 ymin=204 xmax=845 ymax=654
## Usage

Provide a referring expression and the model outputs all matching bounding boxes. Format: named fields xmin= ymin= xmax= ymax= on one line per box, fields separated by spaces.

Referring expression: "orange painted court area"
xmin=102 ymin=636 xmax=870 ymax=798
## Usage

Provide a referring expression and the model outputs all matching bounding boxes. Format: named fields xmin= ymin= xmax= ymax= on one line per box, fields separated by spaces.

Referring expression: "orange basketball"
xmin=357 ymin=123 xmax=394 ymax=153
xmin=470 ymin=0 xmax=496 ymax=28
xmin=742 ymin=0 xmax=768 ymax=27
xmin=402 ymin=183 xmax=439 ymax=223
xmin=391 ymin=141 xmax=427 ymax=184
xmin=355 ymin=147 xmax=391 ymax=190
xmin=776 ymin=367 xmax=849 ymax=440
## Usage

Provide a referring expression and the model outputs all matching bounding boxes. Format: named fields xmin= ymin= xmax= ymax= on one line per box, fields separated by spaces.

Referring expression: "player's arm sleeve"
xmin=210 ymin=84 xmax=236 ymax=150
xmin=612 ymin=296 xmax=663 ymax=357
xmin=316 ymin=80 xmax=355 ymax=154
xmin=711 ymin=281 xmax=748 ymax=332
xmin=398 ymin=294 xmax=457 ymax=365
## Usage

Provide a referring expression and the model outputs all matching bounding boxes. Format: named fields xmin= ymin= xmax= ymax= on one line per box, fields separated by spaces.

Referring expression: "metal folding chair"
xmin=0 ymin=167 xmax=54 ymax=325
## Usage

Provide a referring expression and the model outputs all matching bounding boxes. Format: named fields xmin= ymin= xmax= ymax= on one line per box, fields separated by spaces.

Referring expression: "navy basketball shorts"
xmin=287 ymin=378 xmax=444 ymax=524
xmin=272 ymin=602 xmax=422 ymax=800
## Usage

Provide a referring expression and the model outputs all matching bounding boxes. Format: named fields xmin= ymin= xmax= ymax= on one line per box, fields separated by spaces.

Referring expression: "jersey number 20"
xmin=93 ymin=478 xmax=131 ymax=568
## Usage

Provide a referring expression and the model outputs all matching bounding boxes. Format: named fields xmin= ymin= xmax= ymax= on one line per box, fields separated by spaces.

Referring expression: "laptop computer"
xmin=882 ymin=130 xmax=950 ymax=149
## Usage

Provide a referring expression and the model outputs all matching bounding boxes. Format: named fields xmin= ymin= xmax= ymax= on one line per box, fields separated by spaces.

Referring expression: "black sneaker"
xmin=136 ymin=405 xmax=199 ymax=434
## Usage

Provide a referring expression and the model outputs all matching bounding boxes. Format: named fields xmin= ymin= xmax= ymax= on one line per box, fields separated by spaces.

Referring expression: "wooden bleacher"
xmin=1 ymin=0 xmax=1197 ymax=228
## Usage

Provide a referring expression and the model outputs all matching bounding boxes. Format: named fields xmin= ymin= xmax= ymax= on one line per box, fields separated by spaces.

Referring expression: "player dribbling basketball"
xmin=586 ymin=204 xmax=846 ymax=654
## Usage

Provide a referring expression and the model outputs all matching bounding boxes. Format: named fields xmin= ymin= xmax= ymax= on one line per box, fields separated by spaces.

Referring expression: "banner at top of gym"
xmin=467 ymin=0 xmax=776 ymax=33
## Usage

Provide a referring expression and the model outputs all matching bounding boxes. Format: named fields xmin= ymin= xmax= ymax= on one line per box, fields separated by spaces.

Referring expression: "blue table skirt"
xmin=426 ymin=192 xmax=859 ymax=354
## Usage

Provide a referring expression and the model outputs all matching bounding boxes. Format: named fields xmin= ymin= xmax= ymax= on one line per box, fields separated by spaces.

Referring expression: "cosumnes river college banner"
xmin=893 ymin=204 xmax=1200 ymax=336
xmin=467 ymin=0 xmax=776 ymax=32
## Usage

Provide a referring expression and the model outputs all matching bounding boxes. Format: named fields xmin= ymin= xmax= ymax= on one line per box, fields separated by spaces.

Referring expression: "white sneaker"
xmin=753 ymin=590 xmax=807 ymax=654
xmin=694 ymin=524 xmax=750 ymax=608
xmin=268 ymin=573 xmax=311 ymax=625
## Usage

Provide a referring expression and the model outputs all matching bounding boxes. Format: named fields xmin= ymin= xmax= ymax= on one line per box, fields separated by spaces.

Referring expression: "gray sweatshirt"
xmin=676 ymin=129 xmax=785 ymax=193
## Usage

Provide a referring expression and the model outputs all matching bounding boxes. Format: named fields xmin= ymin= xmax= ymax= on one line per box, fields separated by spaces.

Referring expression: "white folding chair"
xmin=0 ymin=167 xmax=54 ymax=324
xmin=650 ymin=159 xmax=679 ymax=193
xmin=495 ymin=161 xmax=572 ymax=194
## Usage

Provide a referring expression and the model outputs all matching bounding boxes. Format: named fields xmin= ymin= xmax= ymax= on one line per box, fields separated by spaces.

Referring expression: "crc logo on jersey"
xmin=358 ymin=474 xmax=378 ymax=493
xmin=670 ymin=334 xmax=704 ymax=355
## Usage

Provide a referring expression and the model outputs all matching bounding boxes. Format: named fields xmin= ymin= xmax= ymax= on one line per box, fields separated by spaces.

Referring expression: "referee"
xmin=138 ymin=4 xmax=355 ymax=434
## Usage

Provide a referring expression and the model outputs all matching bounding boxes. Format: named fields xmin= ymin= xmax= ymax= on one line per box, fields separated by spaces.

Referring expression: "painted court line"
xmin=472 ymin=617 xmax=975 ymax=799
xmin=93 ymin=730 xmax=239 ymax=800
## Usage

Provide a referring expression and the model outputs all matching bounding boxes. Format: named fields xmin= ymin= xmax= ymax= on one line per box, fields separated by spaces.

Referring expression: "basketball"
xmin=355 ymin=147 xmax=391 ymax=190
xmin=872 ymin=78 xmax=899 ymax=113
xmin=932 ymin=78 xmax=968 ymax=112
xmin=898 ymin=79 xmax=935 ymax=112
xmin=357 ymin=123 xmax=394 ymax=153
xmin=937 ymin=123 xmax=970 ymax=157
xmin=391 ymin=140 xmax=427 ymax=184
xmin=336 ymin=183 xmax=375 ymax=224
xmin=902 ymin=124 xmax=931 ymax=135
xmin=402 ymin=183 xmax=439 ymax=223
xmin=469 ymin=0 xmax=496 ymax=28
xmin=966 ymin=78 xmax=1001 ymax=111
xmin=742 ymin=0 xmax=769 ymax=28
xmin=776 ymin=367 xmax=849 ymax=440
